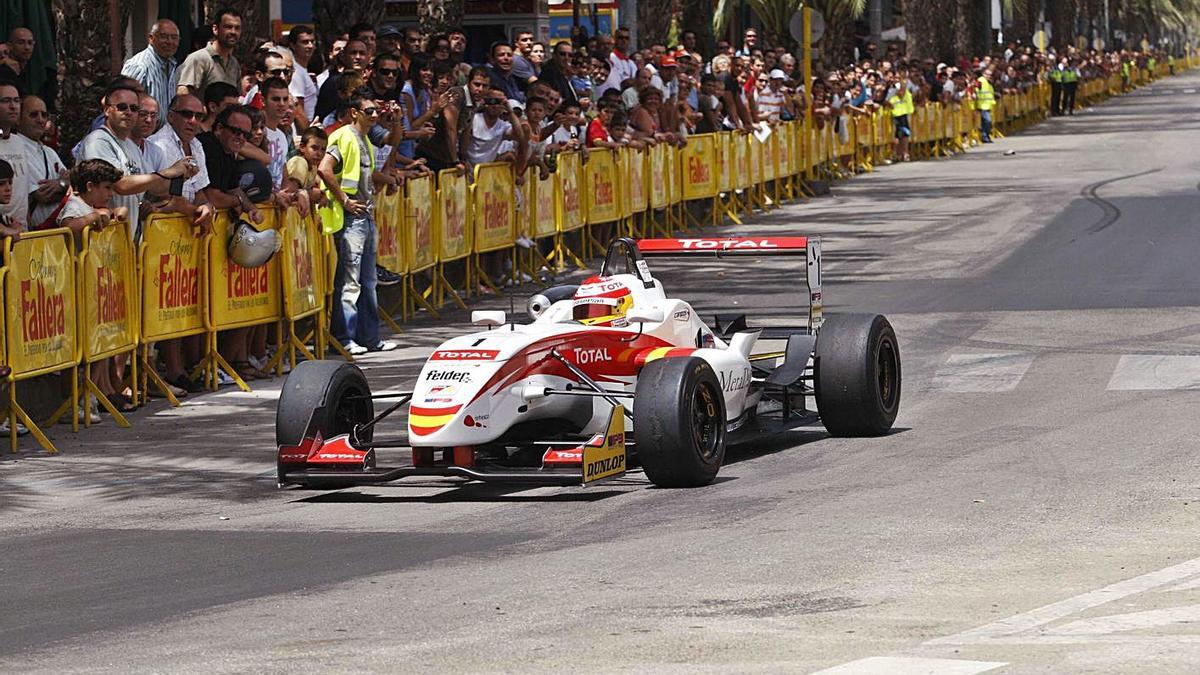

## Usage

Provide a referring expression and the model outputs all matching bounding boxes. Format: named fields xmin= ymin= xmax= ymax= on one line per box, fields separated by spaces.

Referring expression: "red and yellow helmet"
xmin=572 ymin=277 xmax=635 ymax=326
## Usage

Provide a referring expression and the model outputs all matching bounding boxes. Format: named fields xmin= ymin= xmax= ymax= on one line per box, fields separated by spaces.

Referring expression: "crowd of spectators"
xmin=0 ymin=9 xmax=1179 ymax=433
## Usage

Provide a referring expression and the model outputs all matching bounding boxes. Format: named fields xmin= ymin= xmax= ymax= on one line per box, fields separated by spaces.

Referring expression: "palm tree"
xmin=713 ymin=0 xmax=867 ymax=64
xmin=52 ymin=0 xmax=131 ymax=151
xmin=418 ymin=0 xmax=464 ymax=36
xmin=311 ymin=0 xmax=386 ymax=39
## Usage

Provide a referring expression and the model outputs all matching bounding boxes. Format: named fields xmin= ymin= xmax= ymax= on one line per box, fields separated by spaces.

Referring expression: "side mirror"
xmin=472 ymin=310 xmax=506 ymax=327
xmin=527 ymin=293 xmax=551 ymax=319
xmin=627 ymin=307 xmax=665 ymax=324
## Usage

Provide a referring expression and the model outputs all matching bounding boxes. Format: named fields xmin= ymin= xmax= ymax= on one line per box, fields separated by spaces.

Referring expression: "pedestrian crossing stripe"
xmin=1107 ymin=355 xmax=1200 ymax=391
xmin=931 ymin=352 xmax=1036 ymax=392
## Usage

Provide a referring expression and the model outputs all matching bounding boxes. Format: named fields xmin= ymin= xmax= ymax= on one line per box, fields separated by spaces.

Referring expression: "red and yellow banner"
xmin=648 ymin=143 xmax=668 ymax=209
xmin=406 ymin=173 xmax=436 ymax=273
xmin=718 ymin=134 xmax=733 ymax=192
xmin=585 ymin=148 xmax=620 ymax=224
xmin=81 ymin=220 xmax=136 ymax=361
xmin=374 ymin=186 xmax=404 ymax=275
xmin=140 ymin=213 xmax=204 ymax=342
xmin=279 ymin=208 xmax=323 ymax=320
xmin=208 ymin=208 xmax=281 ymax=330
xmin=533 ymin=169 xmax=558 ymax=239
xmin=473 ymin=162 xmax=515 ymax=252
xmin=624 ymin=147 xmax=647 ymax=215
xmin=4 ymin=228 xmax=77 ymax=377
xmin=556 ymin=151 xmax=584 ymax=232
xmin=437 ymin=168 xmax=471 ymax=262
xmin=681 ymin=133 xmax=718 ymax=200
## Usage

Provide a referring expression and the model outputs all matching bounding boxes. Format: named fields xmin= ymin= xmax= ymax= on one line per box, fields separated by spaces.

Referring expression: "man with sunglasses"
xmin=242 ymin=50 xmax=292 ymax=110
xmin=148 ymin=94 xmax=213 ymax=216
xmin=79 ymin=81 xmax=197 ymax=239
xmin=121 ymin=19 xmax=181 ymax=124
xmin=198 ymin=105 xmax=263 ymax=224
xmin=537 ymin=41 xmax=579 ymax=108
xmin=317 ymin=92 xmax=398 ymax=355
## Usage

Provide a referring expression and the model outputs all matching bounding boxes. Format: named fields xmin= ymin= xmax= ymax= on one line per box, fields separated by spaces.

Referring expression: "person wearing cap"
xmin=655 ymin=53 xmax=679 ymax=99
xmin=756 ymin=69 xmax=792 ymax=123
xmin=377 ymin=25 xmax=403 ymax=60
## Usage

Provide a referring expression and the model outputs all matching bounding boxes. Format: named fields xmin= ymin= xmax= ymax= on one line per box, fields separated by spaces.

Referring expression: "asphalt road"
xmin=5 ymin=71 xmax=1200 ymax=673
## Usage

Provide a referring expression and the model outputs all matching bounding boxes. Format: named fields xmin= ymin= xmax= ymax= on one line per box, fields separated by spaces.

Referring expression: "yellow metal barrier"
xmin=4 ymin=228 xmax=79 ymax=453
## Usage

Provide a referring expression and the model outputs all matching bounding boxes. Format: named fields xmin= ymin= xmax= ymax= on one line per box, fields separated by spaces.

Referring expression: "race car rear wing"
xmin=635 ymin=237 xmax=823 ymax=329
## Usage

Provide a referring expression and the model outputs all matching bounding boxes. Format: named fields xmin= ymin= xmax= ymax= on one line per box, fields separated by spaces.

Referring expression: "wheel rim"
xmin=690 ymin=382 xmax=723 ymax=461
xmin=333 ymin=385 xmax=369 ymax=440
xmin=877 ymin=336 xmax=900 ymax=413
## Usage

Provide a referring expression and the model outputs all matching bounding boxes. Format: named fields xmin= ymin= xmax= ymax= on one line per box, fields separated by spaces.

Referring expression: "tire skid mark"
xmin=1082 ymin=167 xmax=1163 ymax=233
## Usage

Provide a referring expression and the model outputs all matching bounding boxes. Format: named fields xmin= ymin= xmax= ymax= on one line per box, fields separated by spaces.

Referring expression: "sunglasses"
xmin=359 ymin=107 xmax=380 ymax=116
xmin=171 ymin=109 xmax=205 ymax=120
xmin=111 ymin=102 xmax=141 ymax=113
xmin=220 ymin=124 xmax=253 ymax=140
xmin=268 ymin=68 xmax=293 ymax=77
xmin=484 ymin=97 xmax=504 ymax=105
xmin=375 ymin=67 xmax=399 ymax=77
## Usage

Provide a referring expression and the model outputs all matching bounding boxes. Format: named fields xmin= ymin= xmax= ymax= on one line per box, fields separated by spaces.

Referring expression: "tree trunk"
xmin=905 ymin=0 xmax=946 ymax=60
xmin=418 ymin=0 xmax=464 ymax=36
xmin=312 ymin=0 xmax=386 ymax=41
xmin=637 ymin=0 xmax=672 ymax=48
xmin=821 ymin=13 xmax=857 ymax=67
xmin=1048 ymin=0 xmax=1076 ymax=49
xmin=680 ymin=0 xmax=715 ymax=59
xmin=53 ymin=0 xmax=127 ymax=154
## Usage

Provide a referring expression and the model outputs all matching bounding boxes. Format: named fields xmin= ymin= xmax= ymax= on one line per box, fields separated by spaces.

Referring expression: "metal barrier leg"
xmin=10 ymin=379 xmax=59 ymax=454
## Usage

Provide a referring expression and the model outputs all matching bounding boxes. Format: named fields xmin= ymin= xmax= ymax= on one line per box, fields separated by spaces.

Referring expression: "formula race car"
xmin=276 ymin=237 xmax=901 ymax=489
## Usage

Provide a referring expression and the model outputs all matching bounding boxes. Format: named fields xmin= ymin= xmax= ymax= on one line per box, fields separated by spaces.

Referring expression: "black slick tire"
xmin=814 ymin=313 xmax=901 ymax=437
xmin=276 ymin=360 xmax=374 ymax=448
xmin=633 ymin=357 xmax=726 ymax=488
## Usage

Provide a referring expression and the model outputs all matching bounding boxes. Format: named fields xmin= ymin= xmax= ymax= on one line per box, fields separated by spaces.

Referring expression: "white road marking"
xmin=504 ymin=486 xmax=564 ymax=497
xmin=928 ymin=556 xmax=1200 ymax=645
xmin=811 ymin=656 xmax=1006 ymax=675
xmin=1183 ymin=88 xmax=1196 ymax=93
xmin=1159 ymin=576 xmax=1200 ymax=593
xmin=931 ymin=352 xmax=1035 ymax=392
xmin=1046 ymin=604 xmax=1200 ymax=636
xmin=1106 ymin=354 xmax=1200 ymax=390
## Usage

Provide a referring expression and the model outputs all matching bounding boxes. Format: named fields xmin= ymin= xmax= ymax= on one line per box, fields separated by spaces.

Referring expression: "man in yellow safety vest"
xmin=974 ymin=68 xmax=996 ymax=143
xmin=886 ymin=71 xmax=914 ymax=161
xmin=1060 ymin=58 xmax=1080 ymax=115
xmin=1047 ymin=62 xmax=1063 ymax=116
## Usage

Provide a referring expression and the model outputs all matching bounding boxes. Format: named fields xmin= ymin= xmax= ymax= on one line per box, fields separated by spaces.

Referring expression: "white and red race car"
xmin=276 ymin=237 xmax=901 ymax=489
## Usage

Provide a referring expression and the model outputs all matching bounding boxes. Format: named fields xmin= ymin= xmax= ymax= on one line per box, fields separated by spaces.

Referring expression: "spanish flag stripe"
xmin=410 ymin=404 xmax=462 ymax=416
xmin=409 ymin=412 xmax=458 ymax=427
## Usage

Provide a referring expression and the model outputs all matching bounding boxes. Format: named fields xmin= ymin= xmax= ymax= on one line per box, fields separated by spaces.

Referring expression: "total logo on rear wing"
xmin=636 ymin=237 xmax=823 ymax=329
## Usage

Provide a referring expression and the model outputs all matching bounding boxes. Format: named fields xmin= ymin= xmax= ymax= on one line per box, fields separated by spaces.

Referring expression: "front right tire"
xmin=633 ymin=357 xmax=726 ymax=487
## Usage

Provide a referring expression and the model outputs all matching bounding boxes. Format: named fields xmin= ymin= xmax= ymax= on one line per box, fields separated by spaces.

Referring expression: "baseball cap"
xmin=769 ymin=69 xmax=786 ymax=79
xmin=660 ymin=54 xmax=677 ymax=67
xmin=378 ymin=25 xmax=402 ymax=39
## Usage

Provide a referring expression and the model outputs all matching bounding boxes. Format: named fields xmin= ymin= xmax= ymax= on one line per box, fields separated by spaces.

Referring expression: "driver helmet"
xmin=572 ymin=276 xmax=635 ymax=326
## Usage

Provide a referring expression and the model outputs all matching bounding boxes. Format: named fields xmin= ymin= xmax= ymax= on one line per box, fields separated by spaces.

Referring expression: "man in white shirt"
xmin=0 ymin=82 xmax=30 ymax=227
xmin=16 ymin=94 xmax=67 ymax=229
xmin=259 ymin=77 xmax=292 ymax=188
xmin=286 ymin=25 xmax=319 ymax=126
xmin=463 ymin=88 xmax=526 ymax=168
xmin=147 ymin=93 xmax=213 ymax=208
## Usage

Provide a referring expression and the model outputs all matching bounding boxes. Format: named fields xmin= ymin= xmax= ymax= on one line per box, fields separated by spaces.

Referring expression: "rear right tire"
xmin=814 ymin=313 xmax=901 ymax=437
